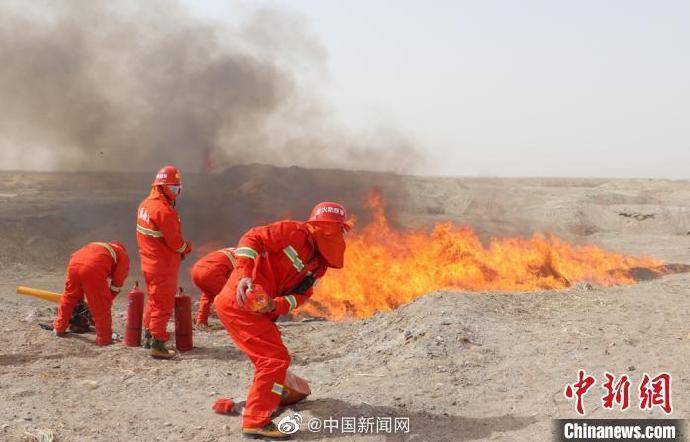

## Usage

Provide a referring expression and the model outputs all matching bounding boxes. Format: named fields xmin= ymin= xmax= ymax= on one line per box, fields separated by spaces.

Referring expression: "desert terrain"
xmin=0 ymin=166 xmax=688 ymax=441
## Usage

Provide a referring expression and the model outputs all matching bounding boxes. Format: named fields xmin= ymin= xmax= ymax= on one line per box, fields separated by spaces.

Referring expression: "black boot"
xmin=150 ymin=338 xmax=177 ymax=360
xmin=143 ymin=329 xmax=152 ymax=349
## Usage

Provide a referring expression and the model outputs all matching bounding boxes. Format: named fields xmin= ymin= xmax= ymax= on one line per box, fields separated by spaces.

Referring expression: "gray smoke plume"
xmin=0 ymin=0 xmax=421 ymax=173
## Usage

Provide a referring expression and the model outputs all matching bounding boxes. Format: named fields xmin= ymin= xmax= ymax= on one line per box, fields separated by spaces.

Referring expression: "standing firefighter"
xmin=192 ymin=247 xmax=236 ymax=326
xmin=53 ymin=241 xmax=130 ymax=346
xmin=136 ymin=165 xmax=192 ymax=359
xmin=215 ymin=202 xmax=349 ymax=439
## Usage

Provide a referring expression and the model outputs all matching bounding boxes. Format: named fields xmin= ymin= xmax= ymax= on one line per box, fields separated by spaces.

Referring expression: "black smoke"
xmin=0 ymin=1 xmax=421 ymax=173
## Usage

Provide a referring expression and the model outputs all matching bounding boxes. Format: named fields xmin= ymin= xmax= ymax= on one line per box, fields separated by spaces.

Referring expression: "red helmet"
xmin=152 ymin=165 xmax=181 ymax=186
xmin=308 ymin=202 xmax=350 ymax=230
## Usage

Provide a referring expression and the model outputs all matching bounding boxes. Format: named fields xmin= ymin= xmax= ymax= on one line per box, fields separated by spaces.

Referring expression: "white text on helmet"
xmin=316 ymin=207 xmax=345 ymax=216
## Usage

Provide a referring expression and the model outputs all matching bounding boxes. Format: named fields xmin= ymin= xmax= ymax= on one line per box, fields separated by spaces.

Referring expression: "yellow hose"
xmin=17 ymin=286 xmax=62 ymax=303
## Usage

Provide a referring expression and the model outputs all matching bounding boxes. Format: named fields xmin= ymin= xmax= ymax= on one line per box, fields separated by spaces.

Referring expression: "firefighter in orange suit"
xmin=191 ymin=248 xmax=236 ymax=326
xmin=53 ymin=241 xmax=130 ymax=346
xmin=136 ymin=165 xmax=192 ymax=359
xmin=214 ymin=202 xmax=349 ymax=439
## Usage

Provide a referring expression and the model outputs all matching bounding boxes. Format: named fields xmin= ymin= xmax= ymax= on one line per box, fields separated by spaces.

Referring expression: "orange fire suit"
xmin=54 ymin=242 xmax=130 ymax=346
xmin=136 ymin=188 xmax=189 ymax=341
xmin=191 ymin=248 xmax=236 ymax=324
xmin=215 ymin=220 xmax=328 ymax=428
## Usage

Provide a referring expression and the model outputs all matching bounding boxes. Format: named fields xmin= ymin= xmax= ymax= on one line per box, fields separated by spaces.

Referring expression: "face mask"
xmin=167 ymin=185 xmax=181 ymax=196
xmin=311 ymin=223 xmax=346 ymax=269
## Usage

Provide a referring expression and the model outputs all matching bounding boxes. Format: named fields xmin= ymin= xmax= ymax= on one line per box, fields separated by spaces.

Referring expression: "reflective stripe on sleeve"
xmin=176 ymin=242 xmax=188 ymax=253
xmin=136 ymin=224 xmax=163 ymax=238
xmin=235 ymin=247 xmax=258 ymax=260
xmin=283 ymin=246 xmax=305 ymax=271
xmin=285 ymin=295 xmax=298 ymax=311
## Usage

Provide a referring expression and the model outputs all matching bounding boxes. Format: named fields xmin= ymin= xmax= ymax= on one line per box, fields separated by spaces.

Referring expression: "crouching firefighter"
xmin=214 ymin=202 xmax=349 ymax=439
xmin=192 ymin=247 xmax=236 ymax=327
xmin=53 ymin=241 xmax=130 ymax=346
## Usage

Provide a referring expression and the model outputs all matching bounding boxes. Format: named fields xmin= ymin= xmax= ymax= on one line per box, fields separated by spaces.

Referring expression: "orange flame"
xmin=302 ymin=190 xmax=663 ymax=320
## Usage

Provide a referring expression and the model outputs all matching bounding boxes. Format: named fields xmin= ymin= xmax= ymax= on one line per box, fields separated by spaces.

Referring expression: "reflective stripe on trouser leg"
xmin=215 ymin=285 xmax=290 ymax=429
xmin=239 ymin=331 xmax=289 ymax=428
xmin=271 ymin=383 xmax=285 ymax=396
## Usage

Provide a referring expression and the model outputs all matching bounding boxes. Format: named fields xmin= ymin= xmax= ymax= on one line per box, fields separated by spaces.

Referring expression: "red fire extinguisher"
xmin=124 ymin=281 xmax=145 ymax=347
xmin=175 ymin=287 xmax=193 ymax=352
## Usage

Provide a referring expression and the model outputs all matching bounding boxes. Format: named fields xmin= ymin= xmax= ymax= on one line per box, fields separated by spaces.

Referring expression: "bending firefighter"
xmin=192 ymin=247 xmax=236 ymax=326
xmin=136 ymin=165 xmax=192 ymax=359
xmin=215 ymin=202 xmax=349 ymax=439
xmin=53 ymin=241 xmax=130 ymax=346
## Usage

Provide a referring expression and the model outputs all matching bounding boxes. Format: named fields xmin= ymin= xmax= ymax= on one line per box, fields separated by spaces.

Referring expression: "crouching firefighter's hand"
xmin=236 ymin=277 xmax=253 ymax=307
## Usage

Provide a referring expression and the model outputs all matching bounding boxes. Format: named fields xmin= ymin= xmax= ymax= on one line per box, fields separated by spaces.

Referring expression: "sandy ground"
xmin=0 ymin=168 xmax=689 ymax=441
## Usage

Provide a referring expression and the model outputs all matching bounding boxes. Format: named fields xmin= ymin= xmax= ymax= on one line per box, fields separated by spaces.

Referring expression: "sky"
xmin=185 ymin=1 xmax=690 ymax=178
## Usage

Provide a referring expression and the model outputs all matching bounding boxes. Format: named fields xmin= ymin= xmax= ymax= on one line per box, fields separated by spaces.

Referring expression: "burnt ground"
xmin=0 ymin=167 xmax=689 ymax=441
